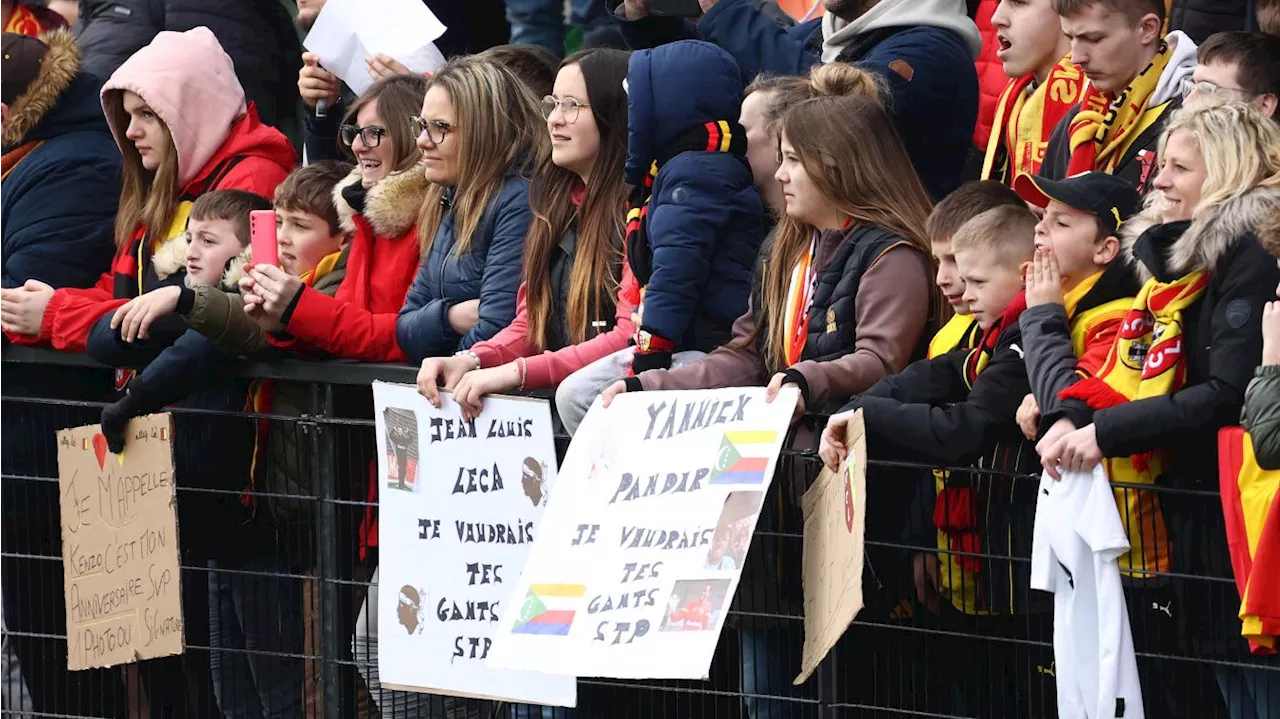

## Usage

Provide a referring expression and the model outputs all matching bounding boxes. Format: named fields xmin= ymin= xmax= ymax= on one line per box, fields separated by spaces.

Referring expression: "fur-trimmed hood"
xmin=333 ymin=161 xmax=430 ymax=239
xmin=2 ymin=28 xmax=81 ymax=147
xmin=151 ymin=231 xmax=251 ymax=290
xmin=1121 ymin=184 xmax=1280 ymax=281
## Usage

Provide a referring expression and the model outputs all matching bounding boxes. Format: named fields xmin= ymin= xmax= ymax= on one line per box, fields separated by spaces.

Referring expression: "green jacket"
xmin=1242 ymin=364 xmax=1280 ymax=471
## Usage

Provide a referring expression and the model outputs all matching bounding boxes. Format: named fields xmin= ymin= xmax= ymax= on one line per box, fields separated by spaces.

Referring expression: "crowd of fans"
xmin=2 ymin=0 xmax=1280 ymax=717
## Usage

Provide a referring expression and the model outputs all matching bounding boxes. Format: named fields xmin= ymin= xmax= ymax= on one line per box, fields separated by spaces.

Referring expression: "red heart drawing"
xmin=91 ymin=433 xmax=109 ymax=471
xmin=843 ymin=467 xmax=855 ymax=533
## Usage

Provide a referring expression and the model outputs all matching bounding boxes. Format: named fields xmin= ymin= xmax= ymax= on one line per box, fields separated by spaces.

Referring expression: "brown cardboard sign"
xmin=794 ymin=410 xmax=867 ymax=685
xmin=56 ymin=413 xmax=184 ymax=670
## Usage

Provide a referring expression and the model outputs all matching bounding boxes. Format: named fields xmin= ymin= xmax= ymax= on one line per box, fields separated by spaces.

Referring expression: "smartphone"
xmin=249 ymin=210 xmax=279 ymax=267
xmin=648 ymin=0 xmax=702 ymax=16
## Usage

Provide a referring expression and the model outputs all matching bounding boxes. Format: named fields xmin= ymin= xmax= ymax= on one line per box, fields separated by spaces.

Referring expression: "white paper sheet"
xmin=304 ymin=0 xmax=448 ymax=95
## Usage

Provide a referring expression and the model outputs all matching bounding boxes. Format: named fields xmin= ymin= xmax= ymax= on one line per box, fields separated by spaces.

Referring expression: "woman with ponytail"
xmin=600 ymin=63 xmax=938 ymax=420
xmin=415 ymin=49 xmax=636 ymax=416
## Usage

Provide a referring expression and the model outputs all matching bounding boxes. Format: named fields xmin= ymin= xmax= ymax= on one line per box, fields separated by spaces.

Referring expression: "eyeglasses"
xmin=340 ymin=124 xmax=388 ymax=148
xmin=409 ymin=115 xmax=454 ymax=144
xmin=541 ymin=96 xmax=590 ymax=123
xmin=1179 ymin=78 xmax=1256 ymax=101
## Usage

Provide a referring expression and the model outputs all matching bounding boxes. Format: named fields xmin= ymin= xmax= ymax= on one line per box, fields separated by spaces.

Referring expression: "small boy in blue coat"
xmin=554 ymin=40 xmax=765 ymax=433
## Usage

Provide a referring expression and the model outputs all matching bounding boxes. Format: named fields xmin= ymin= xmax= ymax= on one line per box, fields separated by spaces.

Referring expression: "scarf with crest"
xmin=1059 ymin=270 xmax=1208 ymax=576
xmin=1066 ymin=41 xmax=1172 ymax=176
xmin=625 ymin=120 xmax=747 ymax=291
xmin=982 ymin=56 xmax=1086 ymax=182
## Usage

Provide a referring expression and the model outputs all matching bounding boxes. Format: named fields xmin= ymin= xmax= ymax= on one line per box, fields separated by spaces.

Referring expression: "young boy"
xmin=1187 ymin=31 xmax=1280 ymax=122
xmin=1012 ymin=171 xmax=1142 ymax=444
xmin=982 ymin=0 xmax=1086 ymax=183
xmin=819 ymin=205 xmax=1051 ymax=714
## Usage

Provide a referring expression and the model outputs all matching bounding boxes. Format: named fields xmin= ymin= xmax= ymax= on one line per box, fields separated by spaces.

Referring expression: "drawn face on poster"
xmin=383 ymin=407 xmax=420 ymax=492
xmin=398 ymin=585 xmax=425 ymax=635
xmin=704 ymin=491 xmax=763 ymax=571
xmin=522 ymin=457 xmax=547 ymax=506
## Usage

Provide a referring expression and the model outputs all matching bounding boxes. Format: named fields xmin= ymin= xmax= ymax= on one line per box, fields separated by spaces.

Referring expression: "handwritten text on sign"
xmin=488 ymin=387 xmax=797 ymax=680
xmin=373 ymin=382 xmax=574 ymax=707
xmin=56 ymin=414 xmax=184 ymax=671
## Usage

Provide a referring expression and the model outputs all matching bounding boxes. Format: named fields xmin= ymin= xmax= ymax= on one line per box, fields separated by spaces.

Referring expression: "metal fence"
xmin=1 ymin=347 xmax=1275 ymax=719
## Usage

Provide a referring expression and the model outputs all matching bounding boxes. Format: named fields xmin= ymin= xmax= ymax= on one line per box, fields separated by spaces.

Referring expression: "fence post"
xmin=311 ymin=382 xmax=342 ymax=718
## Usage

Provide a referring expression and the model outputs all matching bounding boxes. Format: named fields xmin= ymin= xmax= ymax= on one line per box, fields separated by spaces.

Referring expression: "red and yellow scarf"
xmin=1066 ymin=41 xmax=1173 ymax=176
xmin=982 ymin=56 xmax=1086 ymax=182
xmin=781 ymin=235 xmax=818 ymax=366
xmin=1060 ymin=271 xmax=1208 ymax=576
xmin=4 ymin=4 xmax=43 ymax=35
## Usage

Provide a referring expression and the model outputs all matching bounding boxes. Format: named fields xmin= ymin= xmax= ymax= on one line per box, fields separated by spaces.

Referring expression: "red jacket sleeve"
xmin=217 ymin=156 xmax=292 ymax=200
xmin=274 ymin=285 xmax=406 ymax=362
xmin=5 ymin=271 xmax=123 ymax=352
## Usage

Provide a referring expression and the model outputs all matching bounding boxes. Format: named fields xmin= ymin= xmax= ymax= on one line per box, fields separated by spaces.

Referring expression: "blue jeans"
xmin=504 ymin=0 xmax=614 ymax=56
xmin=208 ymin=556 xmax=305 ymax=718
xmin=1215 ymin=665 xmax=1280 ymax=719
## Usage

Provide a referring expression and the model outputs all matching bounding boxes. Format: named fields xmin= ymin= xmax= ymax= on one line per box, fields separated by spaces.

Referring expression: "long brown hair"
xmin=418 ymin=56 xmax=548 ymax=258
xmin=523 ymin=49 xmax=631 ymax=350
xmin=759 ymin=94 xmax=935 ymax=373
xmin=103 ymin=90 xmax=180 ymax=248
xmin=343 ymin=74 xmax=431 ymax=175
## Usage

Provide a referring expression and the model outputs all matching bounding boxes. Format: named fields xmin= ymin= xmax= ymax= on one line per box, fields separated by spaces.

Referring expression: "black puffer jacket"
xmin=1169 ymin=0 xmax=1252 ymax=43
xmin=75 ymin=0 xmax=302 ymax=130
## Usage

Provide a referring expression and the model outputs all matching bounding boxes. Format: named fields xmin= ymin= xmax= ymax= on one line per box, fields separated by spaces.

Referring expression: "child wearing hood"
xmin=554 ymin=40 xmax=766 ymax=435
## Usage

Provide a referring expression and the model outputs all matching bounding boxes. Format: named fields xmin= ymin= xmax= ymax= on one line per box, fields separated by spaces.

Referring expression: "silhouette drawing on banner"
xmin=384 ymin=407 xmax=420 ymax=492
xmin=705 ymin=491 xmax=764 ymax=571
xmin=710 ymin=431 xmax=778 ymax=484
xmin=661 ymin=580 xmax=731 ymax=632
xmin=512 ymin=584 xmax=587 ymax=636
xmin=398 ymin=585 xmax=426 ymax=635
xmin=522 ymin=457 xmax=548 ymax=507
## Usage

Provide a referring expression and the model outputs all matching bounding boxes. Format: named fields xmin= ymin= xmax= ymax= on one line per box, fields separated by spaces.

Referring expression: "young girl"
xmin=600 ymin=65 xmax=937 ymax=419
xmin=414 ymin=49 xmax=632 ymax=417
xmin=242 ymin=74 xmax=429 ymax=361
xmin=394 ymin=55 xmax=545 ymax=362
xmin=1 ymin=27 xmax=294 ymax=354
xmin=1037 ymin=99 xmax=1280 ymax=719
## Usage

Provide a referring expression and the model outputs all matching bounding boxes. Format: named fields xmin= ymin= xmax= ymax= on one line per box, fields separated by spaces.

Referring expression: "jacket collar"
xmin=1123 ymin=185 xmax=1280 ymax=282
xmin=2 ymin=28 xmax=79 ymax=148
xmin=333 ymin=161 xmax=430 ymax=239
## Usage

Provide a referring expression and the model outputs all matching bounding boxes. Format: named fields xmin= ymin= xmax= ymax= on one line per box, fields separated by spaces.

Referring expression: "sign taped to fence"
xmin=795 ymin=410 xmax=866 ymax=684
xmin=487 ymin=387 xmax=798 ymax=680
xmin=55 ymin=413 xmax=184 ymax=671
xmin=372 ymin=382 xmax=574 ymax=707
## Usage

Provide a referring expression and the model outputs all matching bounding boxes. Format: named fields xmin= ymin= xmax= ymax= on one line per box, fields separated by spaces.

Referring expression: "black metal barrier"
xmin=1 ymin=347 xmax=1276 ymax=718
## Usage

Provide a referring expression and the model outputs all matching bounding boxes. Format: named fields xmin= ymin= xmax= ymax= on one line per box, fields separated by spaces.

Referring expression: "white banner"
xmin=488 ymin=387 xmax=797 ymax=679
xmin=373 ymin=382 xmax=575 ymax=707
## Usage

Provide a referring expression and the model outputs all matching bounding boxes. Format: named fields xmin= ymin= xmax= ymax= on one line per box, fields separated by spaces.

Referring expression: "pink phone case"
xmin=249 ymin=210 xmax=278 ymax=267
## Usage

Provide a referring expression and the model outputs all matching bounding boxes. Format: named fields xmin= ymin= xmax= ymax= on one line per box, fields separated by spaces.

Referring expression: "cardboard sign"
xmin=795 ymin=410 xmax=867 ymax=684
xmin=488 ymin=387 xmax=798 ymax=680
xmin=372 ymin=382 xmax=575 ymax=707
xmin=56 ymin=414 xmax=184 ymax=671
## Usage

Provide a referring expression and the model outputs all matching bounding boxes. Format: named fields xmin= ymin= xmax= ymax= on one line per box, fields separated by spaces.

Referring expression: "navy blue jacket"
xmin=1 ymin=73 xmax=120 ymax=291
xmin=626 ymin=41 xmax=765 ymax=353
xmin=1 ymin=66 xmax=121 ymax=521
xmin=616 ymin=0 xmax=979 ymax=200
xmin=396 ymin=168 xmax=534 ymax=362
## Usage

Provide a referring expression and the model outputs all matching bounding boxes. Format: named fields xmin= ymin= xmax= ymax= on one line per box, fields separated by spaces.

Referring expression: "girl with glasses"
xmin=414 ymin=49 xmax=633 ymax=420
xmin=395 ymin=56 xmax=545 ymax=363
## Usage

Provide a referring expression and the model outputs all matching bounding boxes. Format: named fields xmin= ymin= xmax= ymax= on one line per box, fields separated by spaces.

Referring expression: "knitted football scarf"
xmin=981 ymin=56 xmax=1086 ymax=182
xmin=1059 ymin=270 xmax=1208 ymax=576
xmin=1066 ymin=41 xmax=1172 ymax=176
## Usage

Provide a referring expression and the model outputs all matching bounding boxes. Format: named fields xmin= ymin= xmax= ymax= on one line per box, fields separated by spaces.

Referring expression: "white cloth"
xmin=1151 ymin=31 xmax=1199 ymax=106
xmin=820 ymin=0 xmax=982 ymax=63
xmin=1031 ymin=466 xmax=1144 ymax=719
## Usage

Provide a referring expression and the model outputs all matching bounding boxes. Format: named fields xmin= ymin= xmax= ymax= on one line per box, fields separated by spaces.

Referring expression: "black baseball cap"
xmin=1013 ymin=171 xmax=1143 ymax=236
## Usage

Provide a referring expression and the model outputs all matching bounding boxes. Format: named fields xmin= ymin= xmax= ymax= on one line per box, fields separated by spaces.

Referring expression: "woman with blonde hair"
xmin=1037 ymin=98 xmax=1280 ymax=719
xmin=396 ymin=55 xmax=545 ymax=362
